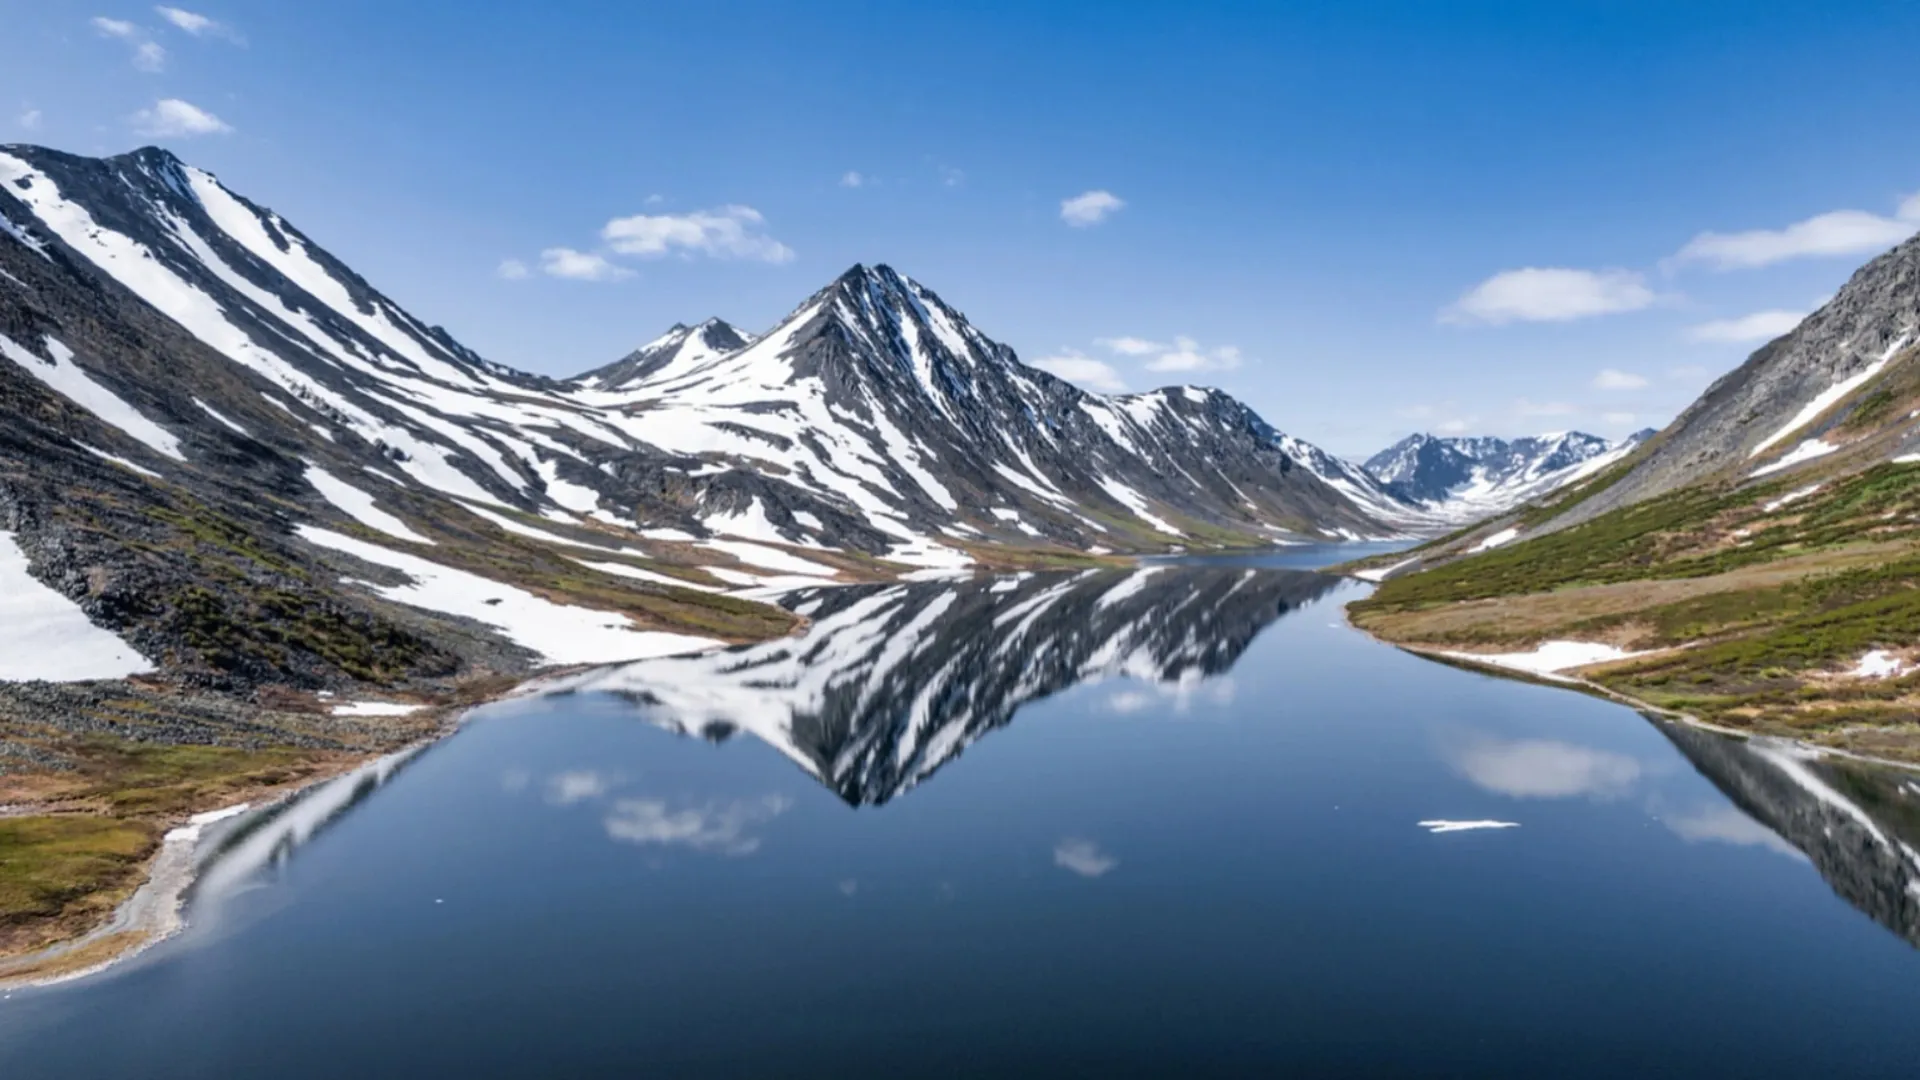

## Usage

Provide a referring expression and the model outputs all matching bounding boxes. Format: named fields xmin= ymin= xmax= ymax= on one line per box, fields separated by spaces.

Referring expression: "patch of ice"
xmin=1419 ymin=820 xmax=1520 ymax=834
xmin=0 ymin=530 xmax=155 ymax=681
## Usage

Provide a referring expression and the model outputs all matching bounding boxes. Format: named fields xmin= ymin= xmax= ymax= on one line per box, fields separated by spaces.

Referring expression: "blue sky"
xmin=7 ymin=1 xmax=1920 ymax=455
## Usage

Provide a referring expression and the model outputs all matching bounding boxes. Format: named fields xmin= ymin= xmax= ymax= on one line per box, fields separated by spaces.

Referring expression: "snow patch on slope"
xmin=0 ymin=531 xmax=155 ymax=681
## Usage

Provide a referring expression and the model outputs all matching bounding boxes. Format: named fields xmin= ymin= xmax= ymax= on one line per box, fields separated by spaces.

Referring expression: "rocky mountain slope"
xmin=1349 ymin=231 xmax=1920 ymax=758
xmin=1363 ymin=429 xmax=1651 ymax=522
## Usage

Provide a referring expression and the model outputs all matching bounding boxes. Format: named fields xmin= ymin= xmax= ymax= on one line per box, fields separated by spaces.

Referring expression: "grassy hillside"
xmin=1351 ymin=463 xmax=1920 ymax=757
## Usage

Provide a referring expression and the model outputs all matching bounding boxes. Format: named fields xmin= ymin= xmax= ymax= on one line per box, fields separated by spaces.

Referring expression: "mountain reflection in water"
xmin=547 ymin=563 xmax=1920 ymax=950
xmin=544 ymin=566 xmax=1340 ymax=806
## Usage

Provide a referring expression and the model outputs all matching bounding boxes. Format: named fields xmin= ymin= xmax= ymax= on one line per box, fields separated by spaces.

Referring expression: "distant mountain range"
xmin=1361 ymin=429 xmax=1653 ymax=523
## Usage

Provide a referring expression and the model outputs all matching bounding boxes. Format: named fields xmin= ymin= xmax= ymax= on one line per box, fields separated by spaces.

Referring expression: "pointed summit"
xmin=571 ymin=317 xmax=753 ymax=388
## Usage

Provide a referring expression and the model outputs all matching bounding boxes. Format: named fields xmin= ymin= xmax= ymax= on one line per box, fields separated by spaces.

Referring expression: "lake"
xmin=4 ymin=549 xmax=1920 ymax=1078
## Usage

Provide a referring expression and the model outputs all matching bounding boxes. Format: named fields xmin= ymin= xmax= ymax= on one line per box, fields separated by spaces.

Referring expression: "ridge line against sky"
xmin=6 ymin=1 xmax=1919 ymax=456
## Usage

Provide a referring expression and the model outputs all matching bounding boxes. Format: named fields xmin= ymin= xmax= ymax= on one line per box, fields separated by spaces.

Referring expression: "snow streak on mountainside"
xmin=0 ymin=142 xmax=1428 ymax=596
xmin=1363 ymin=430 xmax=1651 ymax=522
xmin=550 ymin=565 xmax=1340 ymax=805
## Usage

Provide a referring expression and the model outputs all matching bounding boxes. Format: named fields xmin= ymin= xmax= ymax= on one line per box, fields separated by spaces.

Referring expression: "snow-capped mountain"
xmin=1363 ymin=430 xmax=1651 ymax=522
xmin=0 ymin=142 xmax=1440 ymax=691
xmin=572 ymin=318 xmax=756 ymax=390
xmin=551 ymin=564 xmax=1340 ymax=805
xmin=1 ymin=143 xmax=1416 ymax=573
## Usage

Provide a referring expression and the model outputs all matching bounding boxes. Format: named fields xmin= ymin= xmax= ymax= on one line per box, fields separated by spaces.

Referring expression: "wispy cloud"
xmin=16 ymin=108 xmax=40 ymax=131
xmin=1061 ymin=189 xmax=1125 ymax=228
xmin=1442 ymin=268 xmax=1657 ymax=325
xmin=131 ymin=98 xmax=231 ymax=137
xmin=1601 ymin=411 xmax=1638 ymax=426
xmin=155 ymin=6 xmax=241 ymax=41
xmin=603 ymin=795 xmax=793 ymax=856
xmin=1660 ymin=804 xmax=1801 ymax=858
xmin=839 ymin=171 xmax=864 ymax=188
xmin=91 ymin=16 xmax=138 ymax=38
xmin=1513 ymin=399 xmax=1577 ymax=418
xmin=1097 ymin=336 xmax=1163 ymax=357
xmin=1033 ymin=350 xmax=1127 ymax=393
xmin=938 ymin=165 xmax=965 ymax=188
xmin=1685 ymin=309 xmax=1807 ymax=344
xmin=1445 ymin=734 xmax=1641 ymax=800
xmin=539 ymin=247 xmax=632 ymax=281
xmin=1053 ymin=838 xmax=1118 ymax=877
xmin=495 ymin=258 xmax=530 ymax=281
xmin=601 ymin=205 xmax=794 ymax=263
xmin=1592 ymin=368 xmax=1649 ymax=390
xmin=1093 ymin=334 xmax=1241 ymax=374
xmin=92 ymin=16 xmax=166 ymax=70
xmin=1668 ymin=194 xmax=1920 ymax=271
xmin=546 ymin=770 xmax=613 ymax=805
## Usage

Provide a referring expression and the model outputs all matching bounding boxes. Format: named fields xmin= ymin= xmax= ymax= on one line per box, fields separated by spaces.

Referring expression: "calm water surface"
xmin=4 ymin=549 xmax=1920 ymax=1077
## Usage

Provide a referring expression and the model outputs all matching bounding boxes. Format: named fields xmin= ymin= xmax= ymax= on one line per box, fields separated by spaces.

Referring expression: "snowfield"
xmin=0 ymin=531 xmax=155 ymax=681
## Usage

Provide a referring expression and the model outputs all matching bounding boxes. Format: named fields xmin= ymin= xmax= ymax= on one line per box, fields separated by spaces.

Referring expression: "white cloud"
xmin=154 ymin=6 xmax=227 ymax=36
xmin=1033 ymin=350 xmax=1127 ymax=393
xmin=1592 ymin=368 xmax=1649 ymax=390
xmin=1601 ymin=411 xmax=1638 ymax=426
xmin=1437 ymin=417 xmax=1475 ymax=434
xmin=131 ymin=98 xmax=231 ymax=137
xmin=546 ymin=770 xmax=612 ymax=805
xmin=1106 ymin=689 xmax=1154 ymax=713
xmin=539 ymin=247 xmax=631 ymax=281
xmin=1144 ymin=335 xmax=1241 ymax=374
xmin=1670 ymin=196 xmax=1920 ymax=271
xmin=1443 ymin=267 xmax=1656 ymax=325
xmin=643 ymin=193 xmax=664 ymax=206
xmin=603 ymin=795 xmax=792 ymax=856
xmin=495 ymin=258 xmax=530 ymax=281
xmin=1447 ymin=735 xmax=1641 ymax=800
xmin=601 ymin=205 xmax=794 ymax=264
xmin=1096 ymin=336 xmax=1164 ymax=356
xmin=1661 ymin=804 xmax=1801 ymax=858
xmin=92 ymin=16 xmax=168 ymax=70
xmin=839 ymin=171 xmax=864 ymax=188
xmin=1513 ymin=399 xmax=1577 ymax=418
xmin=17 ymin=108 xmax=40 ymax=131
xmin=1061 ymin=189 xmax=1125 ymax=228
xmin=1685 ymin=309 xmax=1806 ymax=344
xmin=1053 ymin=838 xmax=1118 ymax=878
